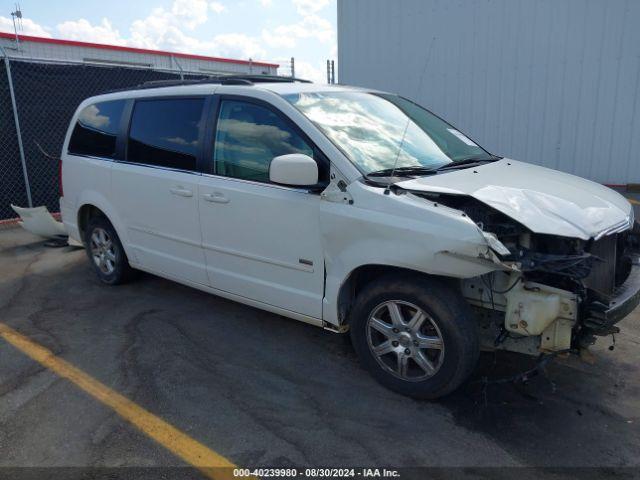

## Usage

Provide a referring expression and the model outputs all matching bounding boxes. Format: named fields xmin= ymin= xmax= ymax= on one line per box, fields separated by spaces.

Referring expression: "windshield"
xmin=283 ymin=91 xmax=493 ymax=175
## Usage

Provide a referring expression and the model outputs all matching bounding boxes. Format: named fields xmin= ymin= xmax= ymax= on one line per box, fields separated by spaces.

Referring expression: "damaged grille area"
xmin=584 ymin=231 xmax=634 ymax=300
xmin=415 ymin=191 xmax=634 ymax=301
xmin=584 ymin=234 xmax=617 ymax=297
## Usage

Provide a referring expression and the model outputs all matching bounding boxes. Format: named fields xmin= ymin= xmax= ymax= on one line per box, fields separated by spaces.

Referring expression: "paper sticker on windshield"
xmin=447 ymin=128 xmax=477 ymax=147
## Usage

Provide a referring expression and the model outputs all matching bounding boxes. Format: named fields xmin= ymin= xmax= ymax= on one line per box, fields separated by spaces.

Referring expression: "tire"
xmin=349 ymin=275 xmax=479 ymax=399
xmin=84 ymin=215 xmax=135 ymax=285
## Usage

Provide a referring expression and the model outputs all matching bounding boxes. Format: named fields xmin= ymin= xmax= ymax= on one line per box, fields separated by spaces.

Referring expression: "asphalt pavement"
xmin=0 ymin=227 xmax=639 ymax=479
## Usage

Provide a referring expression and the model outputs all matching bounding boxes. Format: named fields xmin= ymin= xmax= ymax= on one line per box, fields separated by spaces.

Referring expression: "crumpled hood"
xmin=396 ymin=159 xmax=633 ymax=240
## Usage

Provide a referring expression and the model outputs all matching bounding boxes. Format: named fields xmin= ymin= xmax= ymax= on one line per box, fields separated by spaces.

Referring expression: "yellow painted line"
xmin=0 ymin=322 xmax=246 ymax=480
xmin=627 ymin=197 xmax=640 ymax=205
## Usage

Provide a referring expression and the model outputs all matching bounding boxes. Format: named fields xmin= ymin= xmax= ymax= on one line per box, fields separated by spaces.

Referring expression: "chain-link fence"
xmin=0 ymin=57 xmax=207 ymax=221
xmin=0 ymin=58 xmax=28 ymax=221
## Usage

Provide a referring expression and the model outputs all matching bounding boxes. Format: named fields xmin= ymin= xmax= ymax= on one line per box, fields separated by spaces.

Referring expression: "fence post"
xmin=1 ymin=46 xmax=32 ymax=207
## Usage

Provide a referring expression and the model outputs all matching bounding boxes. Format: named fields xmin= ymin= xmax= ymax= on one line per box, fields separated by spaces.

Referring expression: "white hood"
xmin=396 ymin=159 xmax=633 ymax=240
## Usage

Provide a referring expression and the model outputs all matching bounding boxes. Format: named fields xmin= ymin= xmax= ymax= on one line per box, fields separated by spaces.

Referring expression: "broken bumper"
xmin=586 ymin=258 xmax=640 ymax=334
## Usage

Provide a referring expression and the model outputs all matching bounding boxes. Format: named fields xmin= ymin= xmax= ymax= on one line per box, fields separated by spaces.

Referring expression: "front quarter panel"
xmin=321 ymin=181 xmax=499 ymax=325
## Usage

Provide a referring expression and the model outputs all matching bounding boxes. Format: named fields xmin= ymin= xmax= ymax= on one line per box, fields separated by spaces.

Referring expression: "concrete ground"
xmin=1 ymin=227 xmax=639 ymax=479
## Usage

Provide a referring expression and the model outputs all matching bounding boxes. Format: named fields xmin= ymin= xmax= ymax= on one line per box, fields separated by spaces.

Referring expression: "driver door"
xmin=198 ymin=96 xmax=326 ymax=319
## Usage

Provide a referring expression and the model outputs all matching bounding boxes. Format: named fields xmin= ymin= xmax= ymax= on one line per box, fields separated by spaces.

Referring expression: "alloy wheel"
xmin=90 ymin=227 xmax=116 ymax=275
xmin=366 ymin=300 xmax=445 ymax=381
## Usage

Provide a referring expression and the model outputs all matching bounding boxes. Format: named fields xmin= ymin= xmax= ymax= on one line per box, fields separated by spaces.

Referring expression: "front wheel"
xmin=349 ymin=276 xmax=479 ymax=399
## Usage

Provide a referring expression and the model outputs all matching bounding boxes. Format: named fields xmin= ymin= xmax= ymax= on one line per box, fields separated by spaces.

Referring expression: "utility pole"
xmin=11 ymin=4 xmax=22 ymax=48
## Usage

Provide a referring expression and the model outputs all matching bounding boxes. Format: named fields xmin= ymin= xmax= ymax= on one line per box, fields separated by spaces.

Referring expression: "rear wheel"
xmin=349 ymin=275 xmax=479 ymax=399
xmin=85 ymin=216 xmax=134 ymax=285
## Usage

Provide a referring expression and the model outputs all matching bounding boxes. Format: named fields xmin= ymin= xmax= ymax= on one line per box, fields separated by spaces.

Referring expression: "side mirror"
xmin=269 ymin=154 xmax=318 ymax=187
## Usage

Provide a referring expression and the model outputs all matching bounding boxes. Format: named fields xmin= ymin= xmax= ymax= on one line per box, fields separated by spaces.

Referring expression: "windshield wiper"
xmin=366 ymin=165 xmax=438 ymax=178
xmin=367 ymin=156 xmax=501 ymax=179
xmin=435 ymin=156 xmax=500 ymax=171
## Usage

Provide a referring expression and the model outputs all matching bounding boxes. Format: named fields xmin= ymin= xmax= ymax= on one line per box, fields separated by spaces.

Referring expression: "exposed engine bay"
xmin=414 ymin=191 xmax=640 ymax=356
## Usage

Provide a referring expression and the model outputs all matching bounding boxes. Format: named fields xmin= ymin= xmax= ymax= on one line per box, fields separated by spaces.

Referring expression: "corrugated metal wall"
xmin=338 ymin=0 xmax=640 ymax=184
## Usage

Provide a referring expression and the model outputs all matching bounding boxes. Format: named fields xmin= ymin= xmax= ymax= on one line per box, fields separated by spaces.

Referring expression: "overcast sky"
xmin=0 ymin=0 xmax=337 ymax=83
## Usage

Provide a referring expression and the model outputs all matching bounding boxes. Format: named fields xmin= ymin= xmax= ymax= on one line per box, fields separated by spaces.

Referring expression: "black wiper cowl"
xmin=435 ymin=156 xmax=499 ymax=171
xmin=366 ymin=165 xmax=438 ymax=178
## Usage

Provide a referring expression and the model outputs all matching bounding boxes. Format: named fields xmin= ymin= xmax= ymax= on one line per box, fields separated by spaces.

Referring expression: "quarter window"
xmin=128 ymin=98 xmax=204 ymax=171
xmin=68 ymin=100 xmax=125 ymax=158
xmin=213 ymin=100 xmax=314 ymax=182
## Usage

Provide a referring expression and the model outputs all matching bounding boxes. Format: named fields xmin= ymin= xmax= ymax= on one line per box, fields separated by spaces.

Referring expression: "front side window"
xmin=284 ymin=91 xmax=493 ymax=175
xmin=127 ymin=98 xmax=204 ymax=172
xmin=68 ymin=100 xmax=125 ymax=158
xmin=213 ymin=100 xmax=314 ymax=183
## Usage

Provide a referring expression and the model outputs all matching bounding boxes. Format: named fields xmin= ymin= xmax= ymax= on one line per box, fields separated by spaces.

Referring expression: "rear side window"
xmin=68 ymin=100 xmax=125 ymax=158
xmin=127 ymin=98 xmax=204 ymax=172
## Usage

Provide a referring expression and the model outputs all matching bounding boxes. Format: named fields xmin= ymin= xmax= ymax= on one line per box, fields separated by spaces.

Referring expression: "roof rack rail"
xmin=107 ymin=74 xmax=313 ymax=93
xmin=229 ymin=74 xmax=312 ymax=84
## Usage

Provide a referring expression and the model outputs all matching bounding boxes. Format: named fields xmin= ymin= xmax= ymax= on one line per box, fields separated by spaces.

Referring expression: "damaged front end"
xmin=415 ymin=192 xmax=640 ymax=356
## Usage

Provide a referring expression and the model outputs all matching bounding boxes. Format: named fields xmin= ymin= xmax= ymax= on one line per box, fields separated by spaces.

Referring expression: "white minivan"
xmin=60 ymin=75 xmax=640 ymax=399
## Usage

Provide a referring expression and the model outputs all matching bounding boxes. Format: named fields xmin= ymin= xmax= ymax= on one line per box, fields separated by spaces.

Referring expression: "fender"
xmin=320 ymin=181 xmax=500 ymax=326
xmin=71 ymin=189 xmax=137 ymax=264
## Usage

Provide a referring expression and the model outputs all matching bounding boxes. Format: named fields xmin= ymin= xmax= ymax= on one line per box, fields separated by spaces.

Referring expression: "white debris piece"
xmin=10 ymin=205 xmax=82 ymax=246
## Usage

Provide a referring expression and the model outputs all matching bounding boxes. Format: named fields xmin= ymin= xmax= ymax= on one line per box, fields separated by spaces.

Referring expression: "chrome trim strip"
xmin=202 ymin=242 xmax=314 ymax=273
xmin=129 ymin=225 xmax=200 ymax=248
xmin=66 ymin=153 xmax=117 ymax=162
xmin=129 ymin=225 xmax=313 ymax=272
xmin=67 ymin=154 xmax=317 ymax=188
xmin=66 ymin=153 xmax=204 ymax=177
xmin=115 ymin=160 xmax=203 ymax=176
xmin=594 ymin=215 xmax=634 ymax=240
xmin=200 ymin=172 xmax=313 ymax=193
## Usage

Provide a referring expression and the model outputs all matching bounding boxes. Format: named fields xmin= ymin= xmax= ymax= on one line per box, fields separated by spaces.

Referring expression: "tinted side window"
xmin=214 ymin=100 xmax=314 ymax=182
xmin=68 ymin=100 xmax=125 ymax=158
xmin=128 ymin=98 xmax=204 ymax=171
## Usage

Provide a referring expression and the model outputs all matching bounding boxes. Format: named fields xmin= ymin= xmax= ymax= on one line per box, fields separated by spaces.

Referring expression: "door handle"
xmin=170 ymin=186 xmax=193 ymax=197
xmin=202 ymin=192 xmax=230 ymax=204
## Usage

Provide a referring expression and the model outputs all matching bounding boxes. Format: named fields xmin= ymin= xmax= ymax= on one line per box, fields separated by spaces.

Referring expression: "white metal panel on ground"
xmin=338 ymin=0 xmax=640 ymax=184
